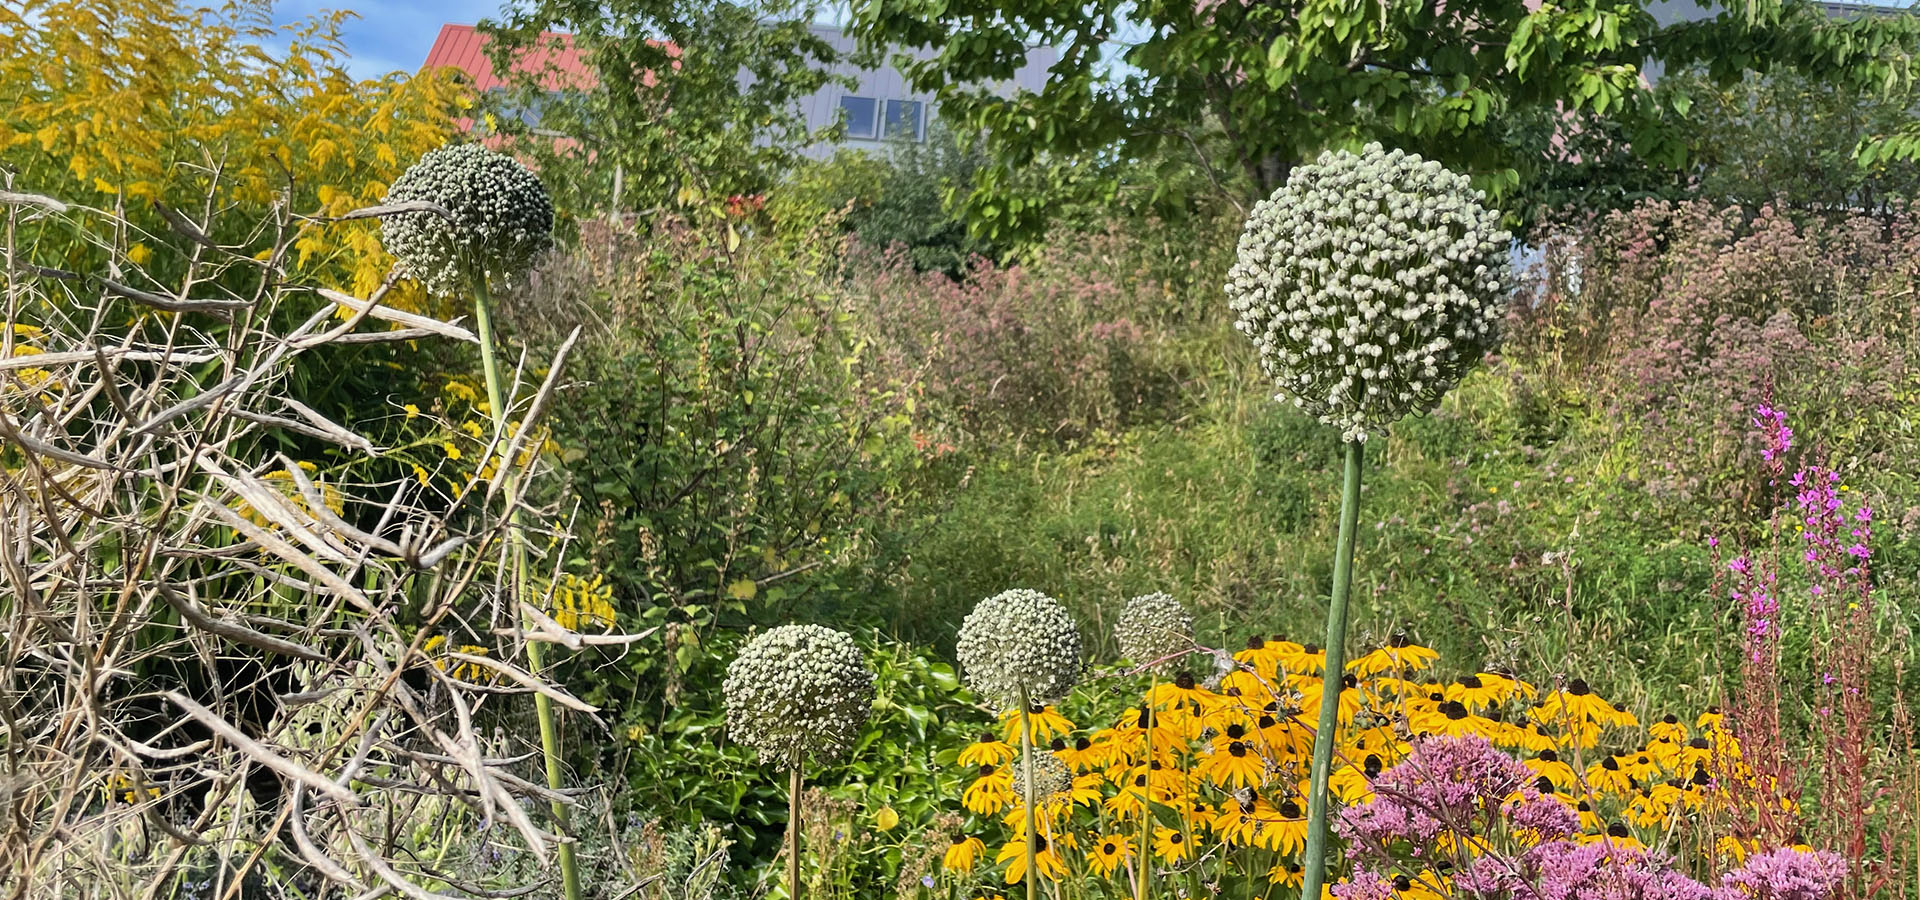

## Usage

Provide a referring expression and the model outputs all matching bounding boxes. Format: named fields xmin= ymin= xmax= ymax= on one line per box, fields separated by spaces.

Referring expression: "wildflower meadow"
xmin=5 ymin=1 xmax=1920 ymax=899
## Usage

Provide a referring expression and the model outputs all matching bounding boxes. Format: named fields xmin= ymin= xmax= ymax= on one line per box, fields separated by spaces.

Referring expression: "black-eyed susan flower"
xmin=1349 ymin=634 xmax=1440 ymax=678
xmin=1537 ymin=679 xmax=1616 ymax=729
xmin=1087 ymin=835 xmax=1130 ymax=876
xmin=1522 ymin=749 xmax=1578 ymax=791
xmin=944 ymin=835 xmax=985 ymax=872
xmin=1296 ymin=673 xmax=1364 ymax=727
xmin=1236 ymin=635 xmax=1285 ymax=681
xmin=996 ymin=833 xmax=1066 ymax=884
xmin=1331 ymin=756 xmax=1379 ymax=803
xmin=1150 ymin=670 xmax=1213 ymax=711
xmin=1197 ymin=739 xmax=1268 ymax=788
xmin=1056 ymin=735 xmax=1102 ymax=772
xmin=965 ymin=764 xmax=1013 ymax=815
xmin=1254 ymin=796 xmax=1309 ymax=855
xmin=1268 ymin=860 xmax=1304 ymax=888
xmin=1697 ymin=706 xmax=1727 ymax=732
xmin=960 ymin=732 xmax=1015 ymax=767
xmin=1650 ymin=713 xmax=1689 ymax=743
xmin=1446 ymin=674 xmax=1509 ymax=709
xmin=1586 ymin=755 xmax=1633 ymax=794
xmin=1152 ymin=826 xmax=1191 ymax=863
xmin=1275 ymin=641 xmax=1325 ymax=676
xmin=1001 ymin=704 xmax=1076 ymax=744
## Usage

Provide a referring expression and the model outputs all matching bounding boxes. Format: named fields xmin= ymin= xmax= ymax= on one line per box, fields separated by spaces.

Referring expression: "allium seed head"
xmin=1010 ymin=750 xmax=1074 ymax=800
xmin=1113 ymin=592 xmax=1193 ymax=671
xmin=723 ymin=625 xmax=874 ymax=768
xmin=380 ymin=143 xmax=554 ymax=297
xmin=1226 ymin=143 xmax=1511 ymax=442
xmin=955 ymin=588 xmax=1083 ymax=709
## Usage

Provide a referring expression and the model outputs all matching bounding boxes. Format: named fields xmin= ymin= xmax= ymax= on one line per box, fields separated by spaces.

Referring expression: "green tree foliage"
xmin=1683 ymin=67 xmax=1920 ymax=216
xmin=481 ymin=0 xmax=853 ymax=225
xmin=847 ymin=0 xmax=1920 ymax=242
xmin=845 ymin=129 xmax=997 ymax=275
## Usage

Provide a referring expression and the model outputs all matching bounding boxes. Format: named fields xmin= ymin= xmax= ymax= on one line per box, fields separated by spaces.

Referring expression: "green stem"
xmin=472 ymin=276 xmax=581 ymax=900
xmin=1301 ymin=439 xmax=1364 ymax=900
xmin=789 ymin=761 xmax=804 ymax=900
xmin=1137 ymin=673 xmax=1155 ymax=900
xmin=1019 ymin=691 xmax=1037 ymax=900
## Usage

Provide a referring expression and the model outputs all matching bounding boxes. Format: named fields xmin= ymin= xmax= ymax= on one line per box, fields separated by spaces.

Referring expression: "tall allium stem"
xmin=1019 ymin=689 xmax=1037 ymax=900
xmin=472 ymin=276 xmax=581 ymax=900
xmin=1137 ymin=672 xmax=1155 ymax=900
xmin=1301 ymin=440 xmax=1363 ymax=900
xmin=788 ymin=760 xmax=803 ymax=900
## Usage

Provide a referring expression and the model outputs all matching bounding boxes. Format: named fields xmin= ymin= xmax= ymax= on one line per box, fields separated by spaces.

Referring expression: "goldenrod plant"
xmin=0 ymin=0 xmax=466 ymax=304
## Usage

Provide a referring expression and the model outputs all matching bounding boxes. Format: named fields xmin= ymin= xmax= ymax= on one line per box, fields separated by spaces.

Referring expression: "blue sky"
xmin=275 ymin=0 xmax=516 ymax=80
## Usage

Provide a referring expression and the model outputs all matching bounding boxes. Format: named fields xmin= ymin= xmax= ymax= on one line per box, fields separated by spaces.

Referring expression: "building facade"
xmin=420 ymin=22 xmax=1058 ymax=157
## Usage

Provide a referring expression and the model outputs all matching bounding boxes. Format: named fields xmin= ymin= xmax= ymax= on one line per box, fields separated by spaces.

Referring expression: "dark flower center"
xmin=1607 ymin=823 xmax=1630 ymax=838
xmin=1602 ymin=757 xmax=1620 ymax=771
xmin=1102 ymin=841 xmax=1116 ymax=855
xmin=1228 ymin=741 xmax=1248 ymax=757
xmin=1050 ymin=738 xmax=1067 ymax=752
xmin=1389 ymin=633 xmax=1410 ymax=648
xmin=1458 ymin=675 xmax=1483 ymax=689
xmin=1175 ymin=671 xmax=1196 ymax=690
xmin=1279 ymin=799 xmax=1302 ymax=817
xmin=979 ymin=765 xmax=996 ymax=776
xmin=1538 ymin=750 xmax=1559 ymax=763
xmin=1246 ymin=635 xmax=1266 ymax=650
xmin=1567 ymin=679 xmax=1590 ymax=695
xmin=1226 ymin=723 xmax=1248 ymax=739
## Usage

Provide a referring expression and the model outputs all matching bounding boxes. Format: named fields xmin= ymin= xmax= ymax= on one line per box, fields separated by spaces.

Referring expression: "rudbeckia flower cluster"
xmin=940 ymin=633 xmax=1834 ymax=896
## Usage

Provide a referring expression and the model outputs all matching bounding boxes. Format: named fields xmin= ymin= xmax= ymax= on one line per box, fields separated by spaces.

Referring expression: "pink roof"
xmin=422 ymin=24 xmax=599 ymax=92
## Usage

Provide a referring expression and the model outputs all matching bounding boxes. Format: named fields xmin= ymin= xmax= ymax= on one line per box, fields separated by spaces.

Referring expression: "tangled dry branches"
xmin=0 ymin=172 xmax=618 ymax=898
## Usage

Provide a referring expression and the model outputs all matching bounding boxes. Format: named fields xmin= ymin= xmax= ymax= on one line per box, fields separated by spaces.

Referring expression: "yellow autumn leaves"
xmin=0 ymin=0 xmax=466 ymax=304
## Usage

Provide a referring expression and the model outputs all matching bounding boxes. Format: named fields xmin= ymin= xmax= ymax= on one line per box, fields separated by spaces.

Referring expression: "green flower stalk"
xmin=724 ymin=625 xmax=876 ymax=900
xmin=1113 ymin=591 xmax=1192 ymax=900
xmin=1225 ymin=143 xmax=1510 ymax=900
xmin=380 ymin=143 xmax=571 ymax=898
xmin=956 ymin=589 xmax=1083 ymax=900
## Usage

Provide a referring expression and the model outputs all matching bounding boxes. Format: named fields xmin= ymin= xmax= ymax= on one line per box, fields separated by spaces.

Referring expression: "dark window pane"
xmin=884 ymin=99 xmax=923 ymax=140
xmin=840 ymin=96 xmax=878 ymax=139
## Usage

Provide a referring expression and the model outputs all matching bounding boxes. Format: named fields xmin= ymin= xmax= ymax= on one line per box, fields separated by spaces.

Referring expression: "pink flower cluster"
xmin=1332 ymin=736 xmax=1846 ymax=900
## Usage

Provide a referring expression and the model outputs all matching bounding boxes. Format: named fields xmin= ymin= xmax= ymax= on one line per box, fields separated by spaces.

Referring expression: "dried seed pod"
xmin=1226 ymin=143 xmax=1511 ymax=442
xmin=380 ymin=143 xmax=554 ymax=297
xmin=956 ymin=588 xmax=1083 ymax=709
xmin=1010 ymin=749 xmax=1073 ymax=801
xmin=1113 ymin=592 xmax=1192 ymax=671
xmin=723 ymin=625 xmax=875 ymax=767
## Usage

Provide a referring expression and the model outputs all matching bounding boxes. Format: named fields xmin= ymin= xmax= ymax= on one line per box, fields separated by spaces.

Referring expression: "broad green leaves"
xmin=847 ymin=0 xmax=1920 ymax=242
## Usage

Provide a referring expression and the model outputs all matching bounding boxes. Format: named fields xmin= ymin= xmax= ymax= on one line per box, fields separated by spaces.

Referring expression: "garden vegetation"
xmin=4 ymin=0 xmax=1920 ymax=899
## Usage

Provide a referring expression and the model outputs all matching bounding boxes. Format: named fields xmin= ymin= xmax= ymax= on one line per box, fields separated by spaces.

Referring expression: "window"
xmin=884 ymin=99 xmax=924 ymax=141
xmin=839 ymin=96 xmax=878 ymax=139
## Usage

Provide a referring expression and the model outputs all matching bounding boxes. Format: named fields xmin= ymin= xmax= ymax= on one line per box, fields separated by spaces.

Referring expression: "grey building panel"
xmin=739 ymin=23 xmax=1057 ymax=158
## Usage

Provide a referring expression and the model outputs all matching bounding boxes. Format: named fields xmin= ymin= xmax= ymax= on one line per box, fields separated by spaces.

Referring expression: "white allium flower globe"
xmin=1226 ymin=143 xmax=1512 ymax=441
